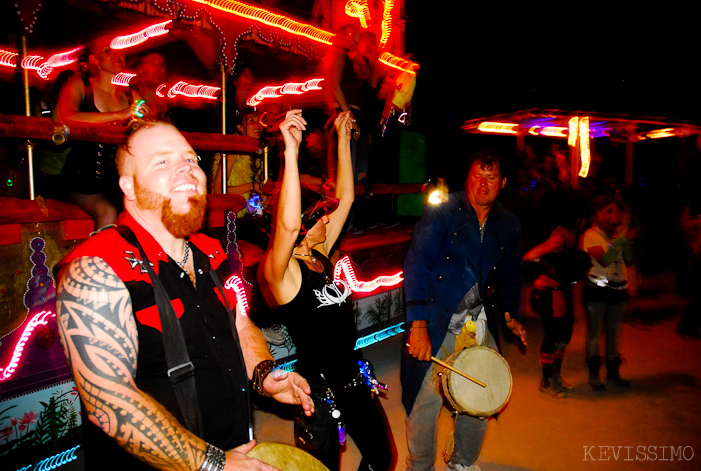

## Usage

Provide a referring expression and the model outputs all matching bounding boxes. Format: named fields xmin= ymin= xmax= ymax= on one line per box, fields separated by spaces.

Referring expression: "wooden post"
xmin=22 ymin=36 xmax=35 ymax=200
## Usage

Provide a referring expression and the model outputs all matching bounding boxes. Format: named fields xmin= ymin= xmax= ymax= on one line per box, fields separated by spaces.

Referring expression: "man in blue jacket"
xmin=402 ymin=148 xmax=527 ymax=471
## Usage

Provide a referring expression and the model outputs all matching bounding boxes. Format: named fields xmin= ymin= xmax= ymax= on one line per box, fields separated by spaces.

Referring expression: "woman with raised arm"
xmin=263 ymin=110 xmax=396 ymax=471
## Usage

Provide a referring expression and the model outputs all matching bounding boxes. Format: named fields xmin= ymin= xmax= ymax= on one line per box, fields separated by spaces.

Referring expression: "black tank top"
xmin=281 ymin=250 xmax=361 ymax=387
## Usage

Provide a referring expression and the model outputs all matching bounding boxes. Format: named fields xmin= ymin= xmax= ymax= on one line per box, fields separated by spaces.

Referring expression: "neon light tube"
xmin=477 ymin=122 xmax=518 ymax=134
xmin=0 ymin=310 xmax=54 ymax=381
xmin=167 ymin=81 xmax=221 ymax=99
xmin=110 ymin=20 xmax=173 ymax=50
xmin=192 ymin=0 xmax=335 ymax=44
xmin=224 ymin=275 xmax=250 ymax=315
xmin=333 ymin=255 xmax=403 ymax=293
xmin=578 ymin=117 xmax=590 ymax=178
xmin=568 ymin=117 xmax=578 ymax=146
xmin=247 ymin=78 xmax=323 ymax=106
xmin=111 ymin=72 xmax=137 ymax=86
xmin=0 ymin=48 xmax=19 ymax=67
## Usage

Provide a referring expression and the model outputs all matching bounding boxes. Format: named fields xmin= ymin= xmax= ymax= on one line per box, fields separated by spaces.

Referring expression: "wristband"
xmin=134 ymin=100 xmax=146 ymax=118
xmin=252 ymin=359 xmax=278 ymax=397
xmin=199 ymin=442 xmax=226 ymax=471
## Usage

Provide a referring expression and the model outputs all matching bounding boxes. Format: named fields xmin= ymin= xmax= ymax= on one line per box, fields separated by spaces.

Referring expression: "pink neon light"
xmin=0 ymin=49 xmax=19 ymax=67
xmin=110 ymin=20 xmax=173 ymax=50
xmin=223 ymin=275 xmax=250 ymax=315
xmin=111 ymin=72 xmax=137 ymax=87
xmin=0 ymin=310 xmax=54 ymax=381
xmin=247 ymin=78 xmax=324 ymax=106
xmin=156 ymin=83 xmax=167 ymax=98
xmin=45 ymin=47 xmax=83 ymax=68
xmin=333 ymin=256 xmax=403 ymax=293
xmin=167 ymin=81 xmax=221 ymax=100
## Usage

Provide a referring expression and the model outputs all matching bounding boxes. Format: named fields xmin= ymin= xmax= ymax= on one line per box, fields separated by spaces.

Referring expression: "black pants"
xmin=305 ymin=386 xmax=396 ymax=471
xmin=532 ymin=288 xmax=574 ymax=355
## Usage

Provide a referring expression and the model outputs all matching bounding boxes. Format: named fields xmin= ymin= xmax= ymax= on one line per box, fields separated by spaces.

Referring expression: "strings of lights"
xmin=1 ymin=46 xmax=82 ymax=80
xmin=379 ymin=52 xmax=418 ymax=76
xmin=380 ymin=0 xmax=395 ymax=47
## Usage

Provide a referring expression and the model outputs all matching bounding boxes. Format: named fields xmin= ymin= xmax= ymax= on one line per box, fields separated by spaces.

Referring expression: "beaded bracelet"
xmin=198 ymin=442 xmax=226 ymax=471
xmin=252 ymin=359 xmax=278 ymax=397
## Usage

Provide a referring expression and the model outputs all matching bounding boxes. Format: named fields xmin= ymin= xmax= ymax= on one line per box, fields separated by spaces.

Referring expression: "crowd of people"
xmin=40 ymin=25 xmax=697 ymax=471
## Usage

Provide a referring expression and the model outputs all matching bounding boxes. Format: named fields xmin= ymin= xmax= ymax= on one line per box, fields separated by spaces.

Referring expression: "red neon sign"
xmin=110 ymin=20 xmax=173 ymax=50
xmin=0 ymin=311 xmax=54 ymax=381
xmin=333 ymin=256 xmax=403 ymax=293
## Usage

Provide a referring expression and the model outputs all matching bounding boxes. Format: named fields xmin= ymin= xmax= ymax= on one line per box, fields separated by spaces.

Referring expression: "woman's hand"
xmin=334 ymin=111 xmax=354 ymax=143
xmin=279 ymin=109 xmax=307 ymax=153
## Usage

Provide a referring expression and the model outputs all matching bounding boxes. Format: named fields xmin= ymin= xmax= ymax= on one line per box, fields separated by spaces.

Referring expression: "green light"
xmin=6 ymin=179 xmax=13 ymax=187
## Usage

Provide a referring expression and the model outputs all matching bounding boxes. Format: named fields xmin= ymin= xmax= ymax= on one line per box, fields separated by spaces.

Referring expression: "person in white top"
xmin=580 ymin=194 xmax=635 ymax=391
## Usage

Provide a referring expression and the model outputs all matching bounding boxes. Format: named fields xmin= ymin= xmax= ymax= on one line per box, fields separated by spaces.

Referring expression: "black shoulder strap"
xmin=114 ymin=225 xmax=204 ymax=436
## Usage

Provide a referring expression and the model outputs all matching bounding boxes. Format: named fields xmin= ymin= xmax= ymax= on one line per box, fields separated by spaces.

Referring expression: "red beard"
xmin=135 ymin=181 xmax=207 ymax=238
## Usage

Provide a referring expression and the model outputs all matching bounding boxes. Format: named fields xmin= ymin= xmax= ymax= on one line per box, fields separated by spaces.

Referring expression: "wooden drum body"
xmin=440 ymin=346 xmax=512 ymax=418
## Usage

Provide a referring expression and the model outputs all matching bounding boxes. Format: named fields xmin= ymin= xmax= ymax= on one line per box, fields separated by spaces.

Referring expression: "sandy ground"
xmin=252 ymin=271 xmax=701 ymax=471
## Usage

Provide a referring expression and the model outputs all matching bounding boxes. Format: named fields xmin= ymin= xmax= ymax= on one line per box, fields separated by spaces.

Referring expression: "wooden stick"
xmin=431 ymin=356 xmax=486 ymax=388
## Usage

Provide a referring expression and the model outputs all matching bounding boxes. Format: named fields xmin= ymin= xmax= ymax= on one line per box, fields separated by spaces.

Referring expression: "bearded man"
xmin=56 ymin=121 xmax=313 ymax=471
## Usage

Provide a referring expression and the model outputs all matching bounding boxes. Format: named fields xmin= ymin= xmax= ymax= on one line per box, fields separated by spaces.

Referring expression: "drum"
xmin=247 ymin=442 xmax=329 ymax=471
xmin=439 ymin=346 xmax=512 ymax=418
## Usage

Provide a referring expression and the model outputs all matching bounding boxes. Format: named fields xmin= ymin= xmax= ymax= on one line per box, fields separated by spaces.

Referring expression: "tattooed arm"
xmin=56 ymin=256 xmax=278 ymax=471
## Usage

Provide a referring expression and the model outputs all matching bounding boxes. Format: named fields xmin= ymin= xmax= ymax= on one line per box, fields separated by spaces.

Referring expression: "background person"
xmin=581 ymin=194 xmax=635 ymax=390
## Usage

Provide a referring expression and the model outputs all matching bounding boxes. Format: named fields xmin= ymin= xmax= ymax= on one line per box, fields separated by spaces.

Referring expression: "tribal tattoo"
xmin=57 ymin=256 xmax=205 ymax=470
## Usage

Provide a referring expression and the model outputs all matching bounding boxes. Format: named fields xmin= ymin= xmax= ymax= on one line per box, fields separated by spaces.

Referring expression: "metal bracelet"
xmin=199 ymin=442 xmax=226 ymax=471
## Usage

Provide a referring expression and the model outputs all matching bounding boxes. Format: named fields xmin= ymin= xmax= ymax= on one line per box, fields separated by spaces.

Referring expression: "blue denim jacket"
xmin=400 ymin=191 xmax=522 ymax=413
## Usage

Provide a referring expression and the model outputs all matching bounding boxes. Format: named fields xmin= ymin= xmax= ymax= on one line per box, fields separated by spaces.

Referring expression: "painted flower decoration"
xmin=20 ymin=411 xmax=38 ymax=425
xmin=1 ymin=425 xmax=14 ymax=441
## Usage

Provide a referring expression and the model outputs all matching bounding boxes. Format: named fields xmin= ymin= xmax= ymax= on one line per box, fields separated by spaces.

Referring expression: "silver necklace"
xmin=176 ymin=241 xmax=190 ymax=269
xmin=294 ymin=252 xmax=330 ymax=285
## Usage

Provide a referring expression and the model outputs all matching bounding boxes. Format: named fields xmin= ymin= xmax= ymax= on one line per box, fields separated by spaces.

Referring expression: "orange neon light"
xmin=345 ymin=0 xmax=371 ymax=29
xmin=540 ymin=126 xmax=568 ymax=138
xmin=528 ymin=126 xmax=541 ymax=136
xmin=477 ymin=122 xmax=518 ymax=134
xmin=379 ymin=52 xmax=418 ymax=76
xmin=192 ymin=0 xmax=335 ymax=44
xmin=110 ymin=20 xmax=173 ymax=50
xmin=333 ymin=256 xmax=403 ymax=293
xmin=568 ymin=117 xmax=578 ymax=146
xmin=578 ymin=117 xmax=590 ymax=178
xmin=380 ymin=0 xmax=395 ymax=47
xmin=647 ymin=128 xmax=675 ymax=139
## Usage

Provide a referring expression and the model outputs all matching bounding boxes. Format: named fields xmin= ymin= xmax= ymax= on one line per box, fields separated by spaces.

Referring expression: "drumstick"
xmin=431 ymin=356 xmax=486 ymax=388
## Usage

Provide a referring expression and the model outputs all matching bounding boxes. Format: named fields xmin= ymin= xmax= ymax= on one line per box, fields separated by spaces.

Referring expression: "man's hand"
xmin=407 ymin=322 xmax=432 ymax=361
xmin=262 ymin=370 xmax=315 ymax=417
xmin=505 ymin=312 xmax=527 ymax=346
xmin=225 ymin=440 xmax=280 ymax=470
xmin=279 ymin=109 xmax=306 ymax=152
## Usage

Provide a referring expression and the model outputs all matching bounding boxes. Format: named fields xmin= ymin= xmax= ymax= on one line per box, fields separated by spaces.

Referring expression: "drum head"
xmin=442 ymin=346 xmax=512 ymax=417
xmin=247 ymin=442 xmax=329 ymax=471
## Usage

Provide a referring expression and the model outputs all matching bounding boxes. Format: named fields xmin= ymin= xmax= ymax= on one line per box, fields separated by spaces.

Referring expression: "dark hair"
xmin=234 ymin=107 xmax=260 ymax=132
xmin=590 ymin=194 xmax=623 ymax=214
xmin=465 ymin=146 xmax=508 ymax=179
